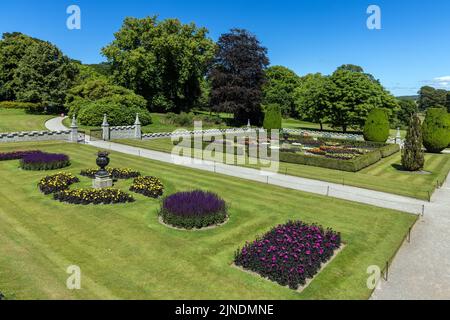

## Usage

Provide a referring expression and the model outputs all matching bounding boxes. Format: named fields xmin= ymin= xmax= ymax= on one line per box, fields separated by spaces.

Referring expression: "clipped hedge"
xmin=0 ymin=101 xmax=41 ymax=110
xmin=422 ymin=108 xmax=450 ymax=153
xmin=363 ymin=108 xmax=390 ymax=143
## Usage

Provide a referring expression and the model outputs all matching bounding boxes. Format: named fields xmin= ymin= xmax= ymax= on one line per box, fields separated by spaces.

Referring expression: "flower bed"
xmin=129 ymin=176 xmax=164 ymax=198
xmin=234 ymin=221 xmax=341 ymax=290
xmin=54 ymin=188 xmax=135 ymax=205
xmin=0 ymin=150 xmax=41 ymax=161
xmin=80 ymin=168 xmax=141 ymax=179
xmin=159 ymin=190 xmax=228 ymax=229
xmin=38 ymin=172 xmax=80 ymax=195
xmin=20 ymin=152 xmax=70 ymax=171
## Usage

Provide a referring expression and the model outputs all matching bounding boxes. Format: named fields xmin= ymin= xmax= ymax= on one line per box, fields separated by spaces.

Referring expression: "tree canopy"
xmin=417 ymin=86 xmax=447 ymax=111
xmin=102 ymin=16 xmax=216 ymax=113
xmin=208 ymin=29 xmax=269 ymax=126
xmin=0 ymin=32 xmax=78 ymax=111
xmin=263 ymin=66 xmax=300 ymax=117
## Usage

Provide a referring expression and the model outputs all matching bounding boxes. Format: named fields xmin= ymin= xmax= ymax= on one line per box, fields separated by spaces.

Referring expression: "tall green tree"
xmin=0 ymin=32 xmax=78 ymax=110
xmin=402 ymin=114 xmax=425 ymax=171
xmin=422 ymin=108 xmax=450 ymax=153
xmin=208 ymin=29 xmax=269 ymax=126
xmin=263 ymin=66 xmax=300 ymax=117
xmin=294 ymin=73 xmax=334 ymax=130
xmin=417 ymin=86 xmax=447 ymax=111
xmin=263 ymin=103 xmax=282 ymax=130
xmin=396 ymin=99 xmax=419 ymax=127
xmin=102 ymin=16 xmax=216 ymax=113
xmin=328 ymin=69 xmax=398 ymax=132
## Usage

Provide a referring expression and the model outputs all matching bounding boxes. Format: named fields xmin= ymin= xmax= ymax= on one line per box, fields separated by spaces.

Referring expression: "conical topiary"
xmin=401 ymin=114 xmax=425 ymax=171
xmin=263 ymin=103 xmax=282 ymax=130
xmin=422 ymin=108 xmax=450 ymax=153
xmin=363 ymin=108 xmax=390 ymax=143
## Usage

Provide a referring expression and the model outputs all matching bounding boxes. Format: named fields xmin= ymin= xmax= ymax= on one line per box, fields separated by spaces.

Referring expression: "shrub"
xmin=129 ymin=176 xmax=164 ymax=198
xmin=80 ymin=168 xmax=140 ymax=179
xmin=159 ymin=190 xmax=228 ymax=229
xmin=422 ymin=108 xmax=450 ymax=153
xmin=20 ymin=152 xmax=70 ymax=171
xmin=234 ymin=221 xmax=341 ymax=290
xmin=363 ymin=108 xmax=390 ymax=143
xmin=38 ymin=172 xmax=80 ymax=195
xmin=402 ymin=114 xmax=425 ymax=171
xmin=77 ymin=99 xmax=152 ymax=127
xmin=263 ymin=103 xmax=282 ymax=130
xmin=0 ymin=101 xmax=40 ymax=110
xmin=54 ymin=188 xmax=135 ymax=205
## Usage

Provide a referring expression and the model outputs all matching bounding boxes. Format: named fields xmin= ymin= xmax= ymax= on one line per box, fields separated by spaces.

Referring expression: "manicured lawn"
xmin=0 ymin=141 xmax=416 ymax=300
xmin=117 ymin=138 xmax=450 ymax=200
xmin=0 ymin=109 xmax=54 ymax=133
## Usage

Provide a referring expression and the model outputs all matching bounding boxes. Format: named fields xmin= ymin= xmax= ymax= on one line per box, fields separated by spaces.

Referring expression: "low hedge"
xmin=379 ymin=144 xmax=400 ymax=158
xmin=0 ymin=101 xmax=41 ymax=110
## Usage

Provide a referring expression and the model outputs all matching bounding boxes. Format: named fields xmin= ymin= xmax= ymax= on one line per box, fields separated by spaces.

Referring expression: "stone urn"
xmin=96 ymin=151 xmax=110 ymax=178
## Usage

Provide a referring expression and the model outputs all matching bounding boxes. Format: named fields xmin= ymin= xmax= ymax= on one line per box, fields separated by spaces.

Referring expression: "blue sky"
xmin=1 ymin=0 xmax=449 ymax=96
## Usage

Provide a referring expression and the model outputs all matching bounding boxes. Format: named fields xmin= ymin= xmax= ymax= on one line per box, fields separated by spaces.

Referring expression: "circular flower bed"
xmin=234 ymin=221 xmax=341 ymax=290
xmin=20 ymin=152 xmax=70 ymax=171
xmin=0 ymin=150 xmax=41 ymax=161
xmin=54 ymin=188 xmax=135 ymax=205
xmin=130 ymin=176 xmax=164 ymax=198
xmin=159 ymin=190 xmax=228 ymax=230
xmin=38 ymin=172 xmax=80 ymax=195
xmin=80 ymin=168 xmax=140 ymax=179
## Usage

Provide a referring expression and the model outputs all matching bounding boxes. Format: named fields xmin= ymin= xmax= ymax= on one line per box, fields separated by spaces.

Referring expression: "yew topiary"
xmin=401 ymin=114 xmax=425 ymax=171
xmin=363 ymin=108 xmax=390 ymax=143
xmin=422 ymin=108 xmax=450 ymax=153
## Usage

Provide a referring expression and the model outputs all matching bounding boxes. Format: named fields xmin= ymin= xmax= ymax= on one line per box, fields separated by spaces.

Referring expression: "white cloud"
xmin=422 ymin=76 xmax=450 ymax=89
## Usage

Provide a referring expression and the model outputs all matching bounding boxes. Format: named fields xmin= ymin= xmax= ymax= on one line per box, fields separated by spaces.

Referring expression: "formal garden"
xmin=0 ymin=141 xmax=417 ymax=299
xmin=0 ymin=13 xmax=449 ymax=301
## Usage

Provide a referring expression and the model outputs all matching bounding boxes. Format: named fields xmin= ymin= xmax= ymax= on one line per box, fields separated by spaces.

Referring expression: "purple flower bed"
xmin=0 ymin=150 xmax=41 ymax=161
xmin=20 ymin=152 xmax=70 ymax=171
xmin=0 ymin=150 xmax=70 ymax=170
xmin=234 ymin=221 xmax=341 ymax=290
xmin=160 ymin=190 xmax=228 ymax=229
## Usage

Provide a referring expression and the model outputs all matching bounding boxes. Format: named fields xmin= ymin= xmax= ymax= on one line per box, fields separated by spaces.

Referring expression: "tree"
xmin=328 ymin=69 xmax=398 ymax=132
xmin=417 ymin=86 xmax=447 ymax=111
xmin=396 ymin=99 xmax=419 ymax=128
xmin=263 ymin=103 xmax=282 ymax=130
xmin=402 ymin=114 xmax=425 ymax=171
xmin=0 ymin=32 xmax=78 ymax=111
xmin=294 ymin=73 xmax=334 ymax=130
xmin=263 ymin=66 xmax=300 ymax=117
xmin=102 ymin=16 xmax=216 ymax=113
xmin=336 ymin=64 xmax=378 ymax=82
xmin=446 ymin=92 xmax=450 ymax=113
xmin=66 ymin=79 xmax=151 ymax=126
xmin=422 ymin=108 xmax=450 ymax=153
xmin=363 ymin=108 xmax=390 ymax=142
xmin=208 ymin=29 xmax=269 ymax=126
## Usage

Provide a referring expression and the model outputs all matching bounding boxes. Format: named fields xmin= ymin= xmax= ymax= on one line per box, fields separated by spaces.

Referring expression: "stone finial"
xmin=247 ymin=119 xmax=251 ymax=128
xmin=134 ymin=113 xmax=141 ymax=125
xmin=70 ymin=114 xmax=78 ymax=128
xmin=102 ymin=114 xmax=109 ymax=126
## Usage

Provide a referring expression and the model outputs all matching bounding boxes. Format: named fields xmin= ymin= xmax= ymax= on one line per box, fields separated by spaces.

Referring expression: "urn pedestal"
xmin=92 ymin=151 xmax=113 ymax=189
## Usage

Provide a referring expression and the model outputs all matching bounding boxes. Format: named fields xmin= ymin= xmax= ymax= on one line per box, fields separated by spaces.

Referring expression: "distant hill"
xmin=397 ymin=95 xmax=419 ymax=102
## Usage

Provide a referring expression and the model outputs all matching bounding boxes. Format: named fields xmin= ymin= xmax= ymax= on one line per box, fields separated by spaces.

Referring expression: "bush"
xmin=402 ymin=114 xmax=425 ymax=171
xmin=0 ymin=101 xmax=41 ymax=110
xmin=80 ymin=168 xmax=141 ymax=179
xmin=129 ymin=176 xmax=164 ymax=198
xmin=54 ymin=188 xmax=135 ymax=205
xmin=159 ymin=190 xmax=228 ymax=229
xmin=77 ymin=99 xmax=152 ymax=126
xmin=164 ymin=112 xmax=225 ymax=127
xmin=263 ymin=103 xmax=282 ymax=130
xmin=363 ymin=108 xmax=390 ymax=143
xmin=20 ymin=152 xmax=70 ymax=171
xmin=234 ymin=221 xmax=341 ymax=290
xmin=422 ymin=108 xmax=450 ymax=153
xmin=38 ymin=172 xmax=80 ymax=195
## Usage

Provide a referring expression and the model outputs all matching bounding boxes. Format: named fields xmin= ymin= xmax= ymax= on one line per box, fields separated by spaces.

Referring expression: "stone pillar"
xmin=69 ymin=115 xmax=78 ymax=143
xmin=102 ymin=114 xmax=110 ymax=141
xmin=134 ymin=113 xmax=142 ymax=139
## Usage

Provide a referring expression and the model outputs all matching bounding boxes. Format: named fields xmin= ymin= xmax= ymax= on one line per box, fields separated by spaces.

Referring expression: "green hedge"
xmin=0 ymin=101 xmax=41 ymax=110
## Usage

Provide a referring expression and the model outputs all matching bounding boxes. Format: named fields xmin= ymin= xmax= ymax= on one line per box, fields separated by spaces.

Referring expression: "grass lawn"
xmin=0 ymin=141 xmax=416 ymax=300
xmin=117 ymin=138 xmax=450 ymax=200
xmin=0 ymin=109 xmax=54 ymax=133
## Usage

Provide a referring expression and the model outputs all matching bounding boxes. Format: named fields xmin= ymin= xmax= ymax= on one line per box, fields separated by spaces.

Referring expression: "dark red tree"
xmin=208 ymin=29 xmax=269 ymax=126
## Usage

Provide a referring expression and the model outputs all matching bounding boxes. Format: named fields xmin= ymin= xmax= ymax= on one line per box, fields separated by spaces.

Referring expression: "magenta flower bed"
xmin=234 ymin=221 xmax=341 ymax=290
